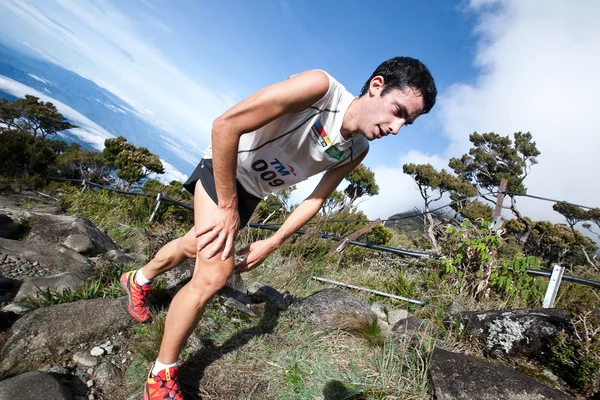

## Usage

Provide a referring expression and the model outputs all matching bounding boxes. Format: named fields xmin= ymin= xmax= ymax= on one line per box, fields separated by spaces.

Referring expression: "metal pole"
xmin=81 ymin=179 xmax=87 ymax=193
xmin=249 ymin=223 xmax=432 ymax=258
xmin=149 ymin=192 xmax=163 ymax=223
xmin=542 ymin=264 xmax=565 ymax=308
xmin=312 ymin=276 xmax=424 ymax=305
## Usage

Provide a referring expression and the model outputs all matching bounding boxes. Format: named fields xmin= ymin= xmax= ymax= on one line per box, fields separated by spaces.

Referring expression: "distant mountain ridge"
xmin=0 ymin=41 xmax=195 ymax=180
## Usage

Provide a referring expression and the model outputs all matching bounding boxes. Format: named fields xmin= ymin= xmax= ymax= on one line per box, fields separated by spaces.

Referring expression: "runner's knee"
xmin=190 ymin=268 xmax=229 ymax=296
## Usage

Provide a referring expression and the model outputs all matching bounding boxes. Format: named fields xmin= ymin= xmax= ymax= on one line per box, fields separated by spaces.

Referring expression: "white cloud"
xmin=437 ymin=0 xmax=600 ymax=224
xmin=27 ymin=74 xmax=52 ymax=85
xmin=150 ymin=159 xmax=188 ymax=185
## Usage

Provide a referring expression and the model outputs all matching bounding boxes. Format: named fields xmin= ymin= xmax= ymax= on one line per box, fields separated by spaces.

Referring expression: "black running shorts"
xmin=183 ymin=158 xmax=262 ymax=227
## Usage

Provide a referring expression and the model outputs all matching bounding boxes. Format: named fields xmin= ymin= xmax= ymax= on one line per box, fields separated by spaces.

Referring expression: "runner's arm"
xmin=270 ymin=150 xmax=368 ymax=246
xmin=235 ymin=149 xmax=368 ymax=272
xmin=198 ymin=70 xmax=331 ymax=260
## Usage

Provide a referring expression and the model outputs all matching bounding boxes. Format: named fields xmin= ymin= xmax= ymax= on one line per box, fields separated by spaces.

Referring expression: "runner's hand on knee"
xmin=195 ymin=207 xmax=240 ymax=260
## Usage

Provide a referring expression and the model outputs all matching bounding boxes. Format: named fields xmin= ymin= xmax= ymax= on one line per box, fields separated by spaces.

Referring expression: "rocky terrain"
xmin=0 ymin=188 xmax=591 ymax=399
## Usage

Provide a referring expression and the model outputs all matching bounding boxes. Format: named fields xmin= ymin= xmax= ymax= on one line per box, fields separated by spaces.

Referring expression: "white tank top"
xmin=203 ymin=72 xmax=369 ymax=198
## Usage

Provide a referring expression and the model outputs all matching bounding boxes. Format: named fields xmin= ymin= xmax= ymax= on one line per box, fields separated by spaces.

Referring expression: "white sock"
xmin=135 ymin=269 xmax=152 ymax=286
xmin=152 ymin=360 xmax=178 ymax=376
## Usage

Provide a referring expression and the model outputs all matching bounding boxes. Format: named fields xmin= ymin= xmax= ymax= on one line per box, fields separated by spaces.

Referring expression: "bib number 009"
xmin=252 ymin=160 xmax=284 ymax=187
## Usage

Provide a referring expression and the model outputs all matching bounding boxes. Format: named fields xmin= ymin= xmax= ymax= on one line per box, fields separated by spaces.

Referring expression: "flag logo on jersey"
xmin=311 ymin=119 xmax=332 ymax=147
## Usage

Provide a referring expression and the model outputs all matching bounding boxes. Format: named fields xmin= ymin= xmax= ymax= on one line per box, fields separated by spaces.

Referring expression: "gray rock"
xmin=429 ymin=347 xmax=572 ymax=400
xmin=104 ymin=250 xmax=143 ymax=267
xmin=72 ymin=351 xmax=98 ymax=368
xmin=377 ymin=319 xmax=392 ymax=336
xmin=370 ymin=302 xmax=387 ymax=321
xmin=63 ymin=234 xmax=95 ymax=255
xmin=445 ymin=300 xmax=468 ymax=316
xmin=48 ymin=365 xmax=69 ymax=375
xmin=1 ymin=303 xmax=28 ymax=314
xmin=222 ymin=297 xmax=258 ymax=317
xmin=454 ymin=308 xmax=570 ymax=363
xmin=124 ymin=252 xmax=146 ymax=263
xmin=0 ymin=297 xmax=132 ymax=376
xmin=219 ymin=271 xmax=251 ymax=303
xmin=0 ymin=238 xmax=91 ymax=277
xmin=0 ymin=371 xmax=72 ymax=400
xmin=292 ymin=288 xmax=375 ymax=329
xmin=101 ymin=344 xmax=114 ymax=354
xmin=247 ymin=281 xmax=286 ymax=310
xmin=27 ymin=214 xmax=118 ymax=256
xmin=29 ymin=204 xmax=63 ymax=215
xmin=164 ymin=259 xmax=194 ymax=289
xmin=13 ymin=272 xmax=87 ymax=304
xmin=387 ymin=309 xmax=408 ymax=327
xmin=94 ymin=362 xmax=122 ymax=391
xmin=226 ymin=271 xmax=248 ymax=294
xmin=392 ymin=317 xmax=438 ymax=340
xmin=185 ymin=333 xmax=205 ymax=354
xmin=90 ymin=347 xmax=105 ymax=357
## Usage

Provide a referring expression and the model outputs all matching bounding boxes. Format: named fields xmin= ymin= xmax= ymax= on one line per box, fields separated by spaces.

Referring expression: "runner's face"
xmin=360 ymin=78 xmax=425 ymax=141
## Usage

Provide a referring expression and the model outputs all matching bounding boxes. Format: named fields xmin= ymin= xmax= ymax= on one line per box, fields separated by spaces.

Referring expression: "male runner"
xmin=120 ymin=56 xmax=437 ymax=399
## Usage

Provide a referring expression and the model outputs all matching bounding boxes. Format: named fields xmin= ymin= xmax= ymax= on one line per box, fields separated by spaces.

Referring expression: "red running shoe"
xmin=144 ymin=365 xmax=183 ymax=400
xmin=120 ymin=270 xmax=151 ymax=322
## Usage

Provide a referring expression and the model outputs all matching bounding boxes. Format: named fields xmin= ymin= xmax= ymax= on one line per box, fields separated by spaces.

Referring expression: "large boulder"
xmin=0 ymin=238 xmax=92 ymax=279
xmin=429 ymin=347 xmax=573 ymax=400
xmin=292 ymin=288 xmax=375 ymax=329
xmin=12 ymin=272 xmax=87 ymax=305
xmin=27 ymin=214 xmax=118 ymax=256
xmin=0 ymin=371 xmax=72 ymax=400
xmin=454 ymin=309 xmax=570 ymax=363
xmin=0 ymin=297 xmax=132 ymax=376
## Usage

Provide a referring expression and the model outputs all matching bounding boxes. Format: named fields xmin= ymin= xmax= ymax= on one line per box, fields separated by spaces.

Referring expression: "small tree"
xmin=403 ymin=163 xmax=477 ymax=251
xmin=343 ymin=164 xmax=379 ymax=207
xmin=449 ymin=131 xmax=540 ymax=244
xmin=54 ymin=144 xmax=112 ymax=184
xmin=322 ymin=190 xmax=345 ymax=215
xmin=553 ymin=203 xmax=598 ymax=269
xmin=103 ymin=136 xmax=164 ymax=190
xmin=0 ymin=96 xmax=76 ymax=177
xmin=504 ymin=218 xmax=597 ymax=267
xmin=451 ymin=199 xmax=494 ymax=223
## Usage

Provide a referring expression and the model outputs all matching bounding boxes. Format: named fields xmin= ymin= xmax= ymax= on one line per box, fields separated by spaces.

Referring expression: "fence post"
xmin=542 ymin=264 xmax=565 ymax=308
xmin=81 ymin=179 xmax=87 ymax=193
xmin=329 ymin=218 xmax=382 ymax=253
xmin=149 ymin=193 xmax=163 ymax=223
xmin=491 ymin=178 xmax=508 ymax=232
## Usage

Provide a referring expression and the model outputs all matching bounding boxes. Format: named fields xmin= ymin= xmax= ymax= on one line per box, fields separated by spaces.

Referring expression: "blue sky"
xmin=1 ymin=0 xmax=599 ymax=225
